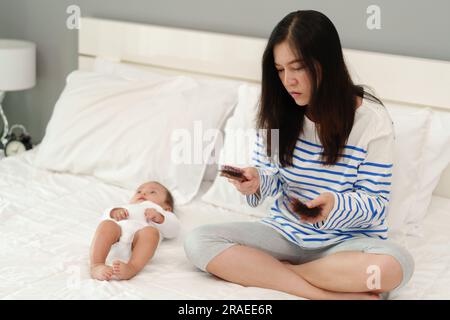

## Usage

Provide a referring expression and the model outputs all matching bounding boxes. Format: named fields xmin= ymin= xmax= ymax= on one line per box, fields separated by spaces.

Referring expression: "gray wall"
xmin=1 ymin=0 xmax=449 ymax=144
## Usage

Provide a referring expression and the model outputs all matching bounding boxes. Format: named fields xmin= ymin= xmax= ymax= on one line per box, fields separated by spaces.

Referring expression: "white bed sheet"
xmin=0 ymin=150 xmax=449 ymax=300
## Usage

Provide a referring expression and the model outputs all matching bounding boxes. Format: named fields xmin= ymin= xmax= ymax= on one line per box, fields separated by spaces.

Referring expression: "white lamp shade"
xmin=0 ymin=39 xmax=36 ymax=91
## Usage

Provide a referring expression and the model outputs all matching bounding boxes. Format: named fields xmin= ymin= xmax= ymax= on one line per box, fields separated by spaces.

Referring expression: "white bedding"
xmin=0 ymin=150 xmax=449 ymax=299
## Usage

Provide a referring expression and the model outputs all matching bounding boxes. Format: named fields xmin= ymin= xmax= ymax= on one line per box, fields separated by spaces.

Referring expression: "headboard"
xmin=78 ymin=17 xmax=450 ymax=198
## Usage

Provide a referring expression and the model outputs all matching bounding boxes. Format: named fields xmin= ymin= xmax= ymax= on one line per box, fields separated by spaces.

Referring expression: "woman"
xmin=184 ymin=10 xmax=414 ymax=300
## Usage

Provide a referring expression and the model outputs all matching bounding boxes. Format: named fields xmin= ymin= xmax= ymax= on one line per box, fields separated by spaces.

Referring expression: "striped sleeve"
xmin=246 ymin=133 xmax=283 ymax=207
xmin=320 ymin=120 xmax=394 ymax=230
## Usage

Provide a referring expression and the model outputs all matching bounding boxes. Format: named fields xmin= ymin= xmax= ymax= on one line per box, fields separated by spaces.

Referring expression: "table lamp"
xmin=0 ymin=39 xmax=36 ymax=148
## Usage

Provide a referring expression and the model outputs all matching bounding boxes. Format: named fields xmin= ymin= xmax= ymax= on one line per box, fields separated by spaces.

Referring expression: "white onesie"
xmin=101 ymin=201 xmax=180 ymax=246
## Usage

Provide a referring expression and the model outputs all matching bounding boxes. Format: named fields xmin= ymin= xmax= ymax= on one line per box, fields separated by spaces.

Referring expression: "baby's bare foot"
xmin=90 ymin=264 xmax=113 ymax=281
xmin=112 ymin=260 xmax=139 ymax=280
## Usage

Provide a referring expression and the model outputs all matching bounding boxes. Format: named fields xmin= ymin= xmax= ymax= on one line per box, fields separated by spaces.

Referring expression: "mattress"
xmin=0 ymin=150 xmax=449 ymax=299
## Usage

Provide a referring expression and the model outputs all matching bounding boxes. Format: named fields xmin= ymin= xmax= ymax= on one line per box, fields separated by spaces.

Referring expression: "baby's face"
xmin=131 ymin=182 xmax=168 ymax=207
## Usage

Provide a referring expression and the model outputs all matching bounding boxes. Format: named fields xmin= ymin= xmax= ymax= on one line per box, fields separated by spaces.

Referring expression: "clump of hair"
xmin=289 ymin=197 xmax=320 ymax=218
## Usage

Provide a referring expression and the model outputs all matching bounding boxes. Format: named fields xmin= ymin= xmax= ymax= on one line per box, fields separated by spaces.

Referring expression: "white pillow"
xmin=202 ymin=85 xmax=432 ymax=236
xmin=35 ymin=70 xmax=237 ymax=205
xmin=201 ymin=84 xmax=275 ymax=216
xmin=385 ymin=105 xmax=431 ymax=236
xmin=404 ymin=109 xmax=450 ymax=233
xmin=93 ymin=57 xmax=243 ymax=182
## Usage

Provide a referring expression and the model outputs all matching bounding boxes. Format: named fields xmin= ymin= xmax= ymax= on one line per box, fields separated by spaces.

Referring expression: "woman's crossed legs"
xmin=184 ymin=221 xmax=414 ymax=300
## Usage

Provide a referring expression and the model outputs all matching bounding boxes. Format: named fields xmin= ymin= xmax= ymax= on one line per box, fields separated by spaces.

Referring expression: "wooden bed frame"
xmin=77 ymin=17 xmax=450 ymax=198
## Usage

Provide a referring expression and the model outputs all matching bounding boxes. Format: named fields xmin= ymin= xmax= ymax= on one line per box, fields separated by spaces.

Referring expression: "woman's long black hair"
xmin=258 ymin=10 xmax=382 ymax=166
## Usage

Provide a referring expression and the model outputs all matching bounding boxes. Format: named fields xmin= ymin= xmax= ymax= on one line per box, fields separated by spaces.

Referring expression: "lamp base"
xmin=0 ymin=91 xmax=9 ymax=146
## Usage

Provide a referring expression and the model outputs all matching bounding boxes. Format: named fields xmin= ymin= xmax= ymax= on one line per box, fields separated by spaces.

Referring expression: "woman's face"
xmin=273 ymin=41 xmax=312 ymax=106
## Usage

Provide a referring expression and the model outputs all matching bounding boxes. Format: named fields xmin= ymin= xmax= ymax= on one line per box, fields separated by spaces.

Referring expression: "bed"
xmin=0 ymin=17 xmax=449 ymax=300
xmin=1 ymin=149 xmax=450 ymax=299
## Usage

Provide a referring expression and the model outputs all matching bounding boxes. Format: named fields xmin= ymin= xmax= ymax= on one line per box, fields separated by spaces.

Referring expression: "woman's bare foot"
xmin=335 ymin=292 xmax=381 ymax=300
xmin=281 ymin=261 xmax=381 ymax=300
xmin=112 ymin=260 xmax=139 ymax=280
xmin=90 ymin=263 xmax=113 ymax=281
xmin=316 ymin=290 xmax=380 ymax=300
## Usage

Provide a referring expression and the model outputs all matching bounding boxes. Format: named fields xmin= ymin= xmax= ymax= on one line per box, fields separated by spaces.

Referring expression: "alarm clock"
xmin=4 ymin=124 xmax=33 ymax=157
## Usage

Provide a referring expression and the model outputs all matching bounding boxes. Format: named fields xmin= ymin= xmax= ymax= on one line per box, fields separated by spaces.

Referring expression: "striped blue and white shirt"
xmin=246 ymin=99 xmax=395 ymax=249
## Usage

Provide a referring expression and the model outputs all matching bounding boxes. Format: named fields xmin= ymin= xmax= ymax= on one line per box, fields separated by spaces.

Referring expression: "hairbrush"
xmin=219 ymin=165 xmax=248 ymax=183
xmin=289 ymin=197 xmax=321 ymax=218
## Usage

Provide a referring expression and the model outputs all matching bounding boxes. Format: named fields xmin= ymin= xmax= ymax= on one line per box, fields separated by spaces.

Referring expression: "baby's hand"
xmin=110 ymin=207 xmax=129 ymax=221
xmin=144 ymin=208 xmax=165 ymax=224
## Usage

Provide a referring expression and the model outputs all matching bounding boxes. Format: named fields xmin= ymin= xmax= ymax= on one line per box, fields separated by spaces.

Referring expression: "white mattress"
xmin=0 ymin=150 xmax=449 ymax=300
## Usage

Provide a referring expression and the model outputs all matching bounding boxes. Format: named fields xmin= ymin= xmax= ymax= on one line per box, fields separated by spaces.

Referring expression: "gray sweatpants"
xmin=184 ymin=221 xmax=414 ymax=294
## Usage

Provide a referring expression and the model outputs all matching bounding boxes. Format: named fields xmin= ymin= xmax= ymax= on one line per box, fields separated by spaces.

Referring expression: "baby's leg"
xmin=113 ymin=226 xmax=160 ymax=280
xmin=90 ymin=220 xmax=121 ymax=281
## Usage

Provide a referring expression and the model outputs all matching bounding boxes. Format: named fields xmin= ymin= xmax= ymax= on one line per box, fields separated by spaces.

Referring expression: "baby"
xmin=90 ymin=181 xmax=179 ymax=281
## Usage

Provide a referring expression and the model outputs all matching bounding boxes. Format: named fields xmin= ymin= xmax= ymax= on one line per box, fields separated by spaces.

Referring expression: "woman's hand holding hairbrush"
xmin=289 ymin=192 xmax=335 ymax=224
xmin=219 ymin=165 xmax=248 ymax=182
xmin=222 ymin=166 xmax=260 ymax=196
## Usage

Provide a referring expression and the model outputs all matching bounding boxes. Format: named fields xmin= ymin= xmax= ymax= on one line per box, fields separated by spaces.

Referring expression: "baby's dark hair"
xmin=165 ymin=189 xmax=175 ymax=212
xmin=153 ymin=181 xmax=175 ymax=212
